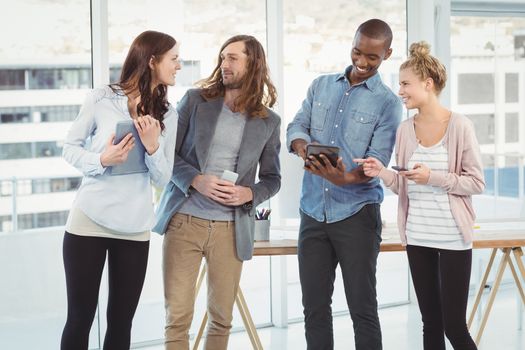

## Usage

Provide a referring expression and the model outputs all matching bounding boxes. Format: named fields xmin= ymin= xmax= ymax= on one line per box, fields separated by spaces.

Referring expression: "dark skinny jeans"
xmin=61 ymin=232 xmax=149 ymax=350
xmin=406 ymin=244 xmax=477 ymax=350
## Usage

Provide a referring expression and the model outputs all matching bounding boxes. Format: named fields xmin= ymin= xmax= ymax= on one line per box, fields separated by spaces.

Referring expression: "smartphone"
xmin=305 ymin=144 xmax=340 ymax=167
xmin=391 ymin=165 xmax=408 ymax=172
xmin=221 ymin=170 xmax=239 ymax=183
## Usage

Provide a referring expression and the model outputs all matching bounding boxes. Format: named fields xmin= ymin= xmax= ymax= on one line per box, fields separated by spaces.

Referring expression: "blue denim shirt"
xmin=286 ymin=66 xmax=402 ymax=223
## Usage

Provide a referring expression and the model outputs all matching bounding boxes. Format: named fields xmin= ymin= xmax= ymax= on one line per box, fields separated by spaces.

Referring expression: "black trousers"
xmin=406 ymin=245 xmax=477 ymax=350
xmin=298 ymin=204 xmax=382 ymax=350
xmin=61 ymin=232 xmax=149 ymax=350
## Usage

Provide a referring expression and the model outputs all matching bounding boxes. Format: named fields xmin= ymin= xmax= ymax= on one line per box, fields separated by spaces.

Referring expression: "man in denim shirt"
xmin=287 ymin=19 xmax=402 ymax=350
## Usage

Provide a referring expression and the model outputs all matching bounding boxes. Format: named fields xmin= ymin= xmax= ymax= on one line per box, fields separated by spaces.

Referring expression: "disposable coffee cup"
xmin=254 ymin=220 xmax=270 ymax=241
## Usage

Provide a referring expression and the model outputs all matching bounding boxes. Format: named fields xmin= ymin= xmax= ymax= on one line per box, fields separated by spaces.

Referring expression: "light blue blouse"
xmin=63 ymin=86 xmax=177 ymax=234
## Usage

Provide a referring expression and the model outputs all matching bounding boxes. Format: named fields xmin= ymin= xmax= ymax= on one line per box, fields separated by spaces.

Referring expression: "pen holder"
xmin=254 ymin=219 xmax=270 ymax=241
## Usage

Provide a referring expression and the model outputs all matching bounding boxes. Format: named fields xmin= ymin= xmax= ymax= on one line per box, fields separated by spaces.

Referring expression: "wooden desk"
xmin=193 ymin=228 xmax=525 ymax=349
xmin=252 ymin=239 xmax=298 ymax=256
xmin=467 ymin=232 xmax=525 ymax=345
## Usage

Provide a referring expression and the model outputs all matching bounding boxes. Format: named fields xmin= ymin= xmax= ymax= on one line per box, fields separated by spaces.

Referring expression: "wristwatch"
xmin=242 ymin=201 xmax=253 ymax=210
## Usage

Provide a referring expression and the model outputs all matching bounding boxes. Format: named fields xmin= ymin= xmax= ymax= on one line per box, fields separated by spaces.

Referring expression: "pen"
xmin=256 ymin=208 xmax=271 ymax=220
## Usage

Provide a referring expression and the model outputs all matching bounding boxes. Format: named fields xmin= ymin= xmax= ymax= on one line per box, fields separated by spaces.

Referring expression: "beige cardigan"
xmin=378 ymin=112 xmax=485 ymax=245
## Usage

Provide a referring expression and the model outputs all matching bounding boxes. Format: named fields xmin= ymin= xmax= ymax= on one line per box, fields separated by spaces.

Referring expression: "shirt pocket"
xmin=311 ymin=101 xmax=329 ymax=131
xmin=349 ymin=110 xmax=378 ymax=143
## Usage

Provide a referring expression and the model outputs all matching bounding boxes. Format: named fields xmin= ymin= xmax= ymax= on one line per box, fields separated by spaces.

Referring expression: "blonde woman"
xmin=355 ymin=42 xmax=484 ymax=350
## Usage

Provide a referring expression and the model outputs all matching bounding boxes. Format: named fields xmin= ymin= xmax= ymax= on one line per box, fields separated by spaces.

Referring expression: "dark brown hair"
xmin=111 ymin=30 xmax=177 ymax=130
xmin=198 ymin=35 xmax=277 ymax=118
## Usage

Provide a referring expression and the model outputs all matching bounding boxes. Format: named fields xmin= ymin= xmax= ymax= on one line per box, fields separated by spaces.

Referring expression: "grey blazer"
xmin=153 ymin=89 xmax=281 ymax=261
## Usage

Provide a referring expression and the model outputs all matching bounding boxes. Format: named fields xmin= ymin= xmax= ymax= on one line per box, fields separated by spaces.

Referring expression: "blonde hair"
xmin=400 ymin=41 xmax=447 ymax=95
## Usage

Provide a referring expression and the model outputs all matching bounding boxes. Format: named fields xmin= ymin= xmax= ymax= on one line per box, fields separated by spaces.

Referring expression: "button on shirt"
xmin=286 ymin=66 xmax=402 ymax=223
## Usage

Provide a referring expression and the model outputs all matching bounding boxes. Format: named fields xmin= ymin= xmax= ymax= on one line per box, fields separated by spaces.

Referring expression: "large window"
xmin=451 ymin=15 xmax=525 ymax=218
xmin=449 ymin=13 xmax=525 ymax=335
xmin=0 ymin=1 xmax=91 ymax=349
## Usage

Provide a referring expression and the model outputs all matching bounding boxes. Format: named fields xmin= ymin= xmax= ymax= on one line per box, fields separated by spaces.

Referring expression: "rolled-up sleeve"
xmin=146 ymin=108 xmax=178 ymax=188
xmin=365 ymin=96 xmax=402 ymax=167
xmin=171 ymin=90 xmax=202 ymax=195
xmin=250 ymin=118 xmax=281 ymax=206
xmin=62 ymin=91 xmax=106 ymax=176
xmin=286 ymin=79 xmax=319 ymax=152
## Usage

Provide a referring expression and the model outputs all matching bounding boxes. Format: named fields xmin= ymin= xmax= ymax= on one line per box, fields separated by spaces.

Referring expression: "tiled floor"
xmin=140 ymin=285 xmax=525 ymax=350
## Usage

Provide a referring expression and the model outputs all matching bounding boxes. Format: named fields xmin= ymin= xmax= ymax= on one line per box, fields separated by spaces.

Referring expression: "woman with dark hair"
xmin=60 ymin=30 xmax=180 ymax=350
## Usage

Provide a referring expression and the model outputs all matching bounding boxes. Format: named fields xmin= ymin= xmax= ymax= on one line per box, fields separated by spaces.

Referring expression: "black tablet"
xmin=305 ymin=144 xmax=340 ymax=167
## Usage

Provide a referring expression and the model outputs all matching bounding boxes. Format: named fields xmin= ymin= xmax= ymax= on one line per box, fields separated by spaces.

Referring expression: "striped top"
xmin=406 ymin=140 xmax=472 ymax=250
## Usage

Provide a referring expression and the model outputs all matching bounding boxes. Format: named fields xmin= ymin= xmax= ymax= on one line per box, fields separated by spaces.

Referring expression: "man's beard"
xmin=222 ymin=76 xmax=244 ymax=90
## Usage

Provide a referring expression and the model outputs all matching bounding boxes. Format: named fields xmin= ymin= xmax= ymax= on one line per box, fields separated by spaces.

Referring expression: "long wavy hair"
xmin=198 ymin=35 xmax=277 ymax=118
xmin=110 ymin=30 xmax=177 ymax=130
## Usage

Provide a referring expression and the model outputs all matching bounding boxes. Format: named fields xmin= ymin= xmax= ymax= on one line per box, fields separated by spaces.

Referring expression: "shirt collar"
xmin=335 ymin=65 xmax=381 ymax=92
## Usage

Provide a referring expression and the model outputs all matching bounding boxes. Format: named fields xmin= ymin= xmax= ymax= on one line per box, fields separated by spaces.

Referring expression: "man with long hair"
xmin=154 ymin=35 xmax=281 ymax=350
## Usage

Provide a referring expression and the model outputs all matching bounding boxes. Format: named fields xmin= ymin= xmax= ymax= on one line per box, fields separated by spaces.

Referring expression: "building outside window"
xmin=0 ymin=143 xmax=32 ymax=160
xmin=451 ymin=15 xmax=525 ymax=212
xmin=506 ymin=72 xmax=519 ymax=103
xmin=39 ymin=105 xmax=81 ymax=122
xmin=28 ymin=68 xmax=92 ymax=90
xmin=0 ymin=69 xmax=25 ymax=90
xmin=458 ymin=73 xmax=495 ymax=104
xmin=0 ymin=107 xmax=31 ymax=123
xmin=0 ymin=1 xmax=91 ymax=347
